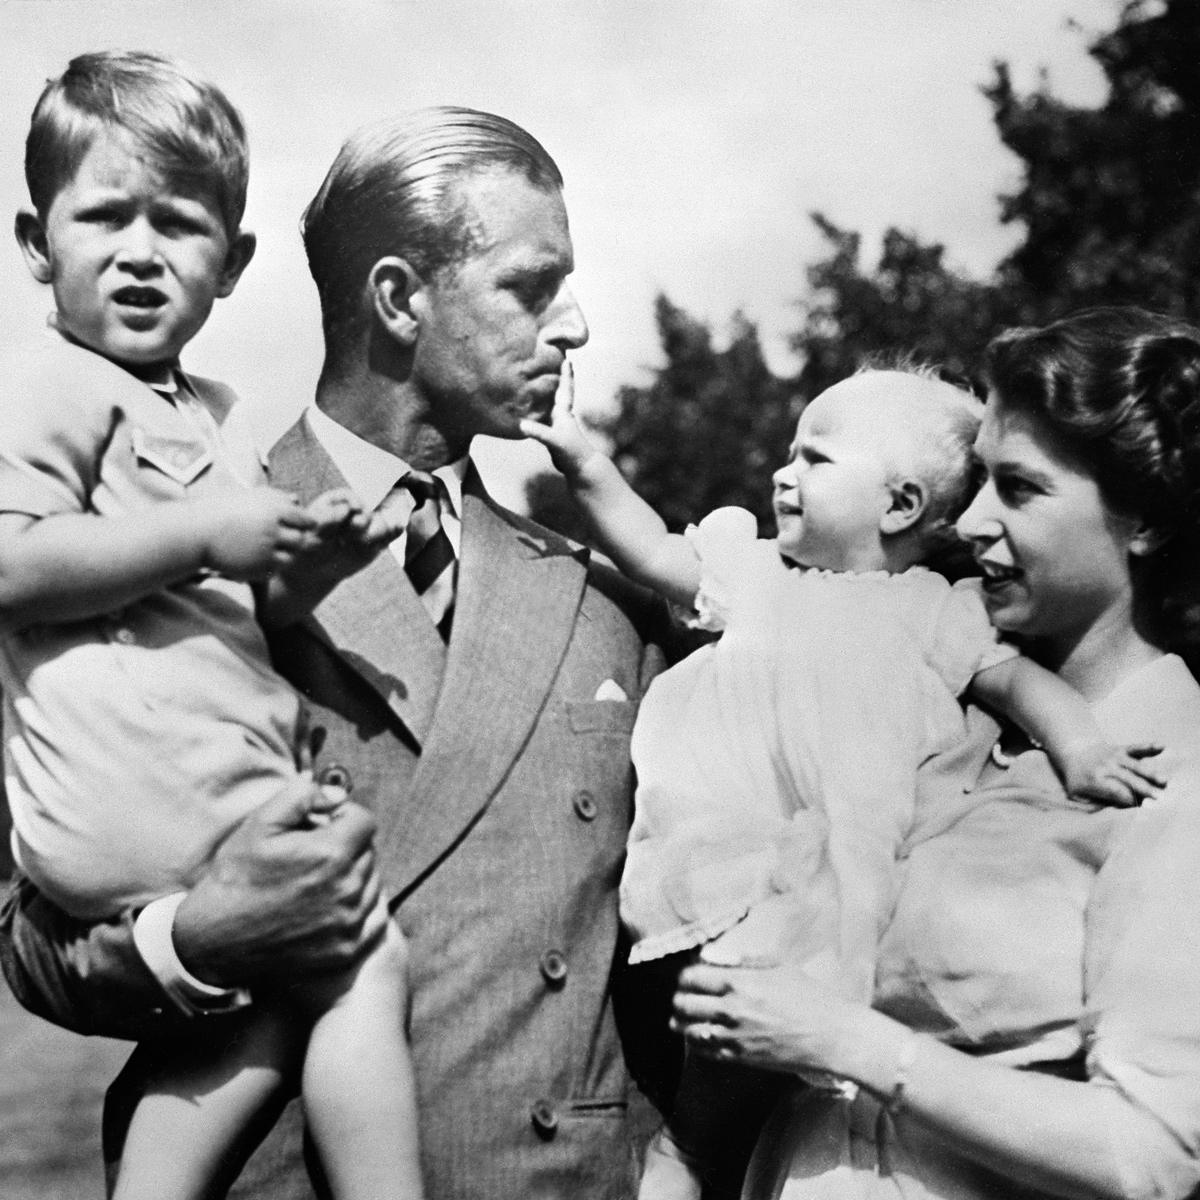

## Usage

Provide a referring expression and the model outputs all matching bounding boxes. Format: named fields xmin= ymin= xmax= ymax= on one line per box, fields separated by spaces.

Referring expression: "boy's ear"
xmin=15 ymin=208 xmax=53 ymax=283
xmin=369 ymin=257 xmax=424 ymax=347
xmin=880 ymin=478 xmax=927 ymax=536
xmin=215 ymin=230 xmax=257 ymax=299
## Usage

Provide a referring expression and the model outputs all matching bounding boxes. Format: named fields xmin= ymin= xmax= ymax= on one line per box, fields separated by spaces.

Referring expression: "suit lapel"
xmin=269 ymin=418 xmax=447 ymax=744
xmin=376 ymin=472 xmax=589 ymax=895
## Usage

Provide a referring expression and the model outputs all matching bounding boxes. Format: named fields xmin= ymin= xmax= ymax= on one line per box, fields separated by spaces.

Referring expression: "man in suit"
xmin=0 ymin=107 xmax=672 ymax=1198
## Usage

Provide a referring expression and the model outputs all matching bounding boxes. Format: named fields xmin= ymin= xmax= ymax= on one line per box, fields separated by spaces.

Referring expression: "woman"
xmin=672 ymin=307 xmax=1200 ymax=1200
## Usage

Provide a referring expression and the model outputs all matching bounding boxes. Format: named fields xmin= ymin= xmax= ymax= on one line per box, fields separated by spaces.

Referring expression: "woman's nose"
xmin=955 ymin=484 xmax=998 ymax=543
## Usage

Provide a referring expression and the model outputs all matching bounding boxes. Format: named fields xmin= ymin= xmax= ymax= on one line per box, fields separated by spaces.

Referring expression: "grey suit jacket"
xmin=0 ymin=414 xmax=675 ymax=1199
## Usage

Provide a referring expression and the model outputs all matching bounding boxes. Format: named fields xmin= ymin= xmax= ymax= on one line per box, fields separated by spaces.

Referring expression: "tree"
xmin=529 ymin=0 xmax=1200 ymax=538
xmin=581 ymin=295 xmax=801 ymax=535
xmin=988 ymin=0 xmax=1200 ymax=323
xmin=791 ymin=215 xmax=1011 ymax=401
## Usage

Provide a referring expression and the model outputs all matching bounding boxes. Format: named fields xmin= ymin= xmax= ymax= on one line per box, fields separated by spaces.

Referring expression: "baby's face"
xmin=27 ymin=128 xmax=243 ymax=367
xmin=771 ymin=383 xmax=896 ymax=571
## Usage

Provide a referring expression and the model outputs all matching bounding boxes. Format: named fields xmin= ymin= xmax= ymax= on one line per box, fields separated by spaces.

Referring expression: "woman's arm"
xmin=673 ymin=961 xmax=1195 ymax=1200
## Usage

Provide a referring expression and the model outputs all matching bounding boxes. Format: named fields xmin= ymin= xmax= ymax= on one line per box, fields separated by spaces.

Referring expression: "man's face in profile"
xmin=411 ymin=166 xmax=589 ymax=443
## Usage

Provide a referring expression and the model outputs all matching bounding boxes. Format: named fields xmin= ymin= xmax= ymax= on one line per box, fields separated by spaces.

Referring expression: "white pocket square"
xmin=593 ymin=679 xmax=629 ymax=702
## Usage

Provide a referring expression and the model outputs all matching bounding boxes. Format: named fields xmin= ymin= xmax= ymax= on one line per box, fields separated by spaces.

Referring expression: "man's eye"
xmin=510 ymin=276 xmax=556 ymax=309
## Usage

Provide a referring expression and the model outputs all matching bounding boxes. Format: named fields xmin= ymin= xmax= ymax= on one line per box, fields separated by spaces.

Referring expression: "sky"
xmin=0 ymin=0 xmax=1120 ymax=507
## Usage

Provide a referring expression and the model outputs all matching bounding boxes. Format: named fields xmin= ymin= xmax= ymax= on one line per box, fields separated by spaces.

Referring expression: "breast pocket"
xmin=566 ymin=699 xmax=638 ymax=736
xmin=131 ymin=427 xmax=214 ymax=489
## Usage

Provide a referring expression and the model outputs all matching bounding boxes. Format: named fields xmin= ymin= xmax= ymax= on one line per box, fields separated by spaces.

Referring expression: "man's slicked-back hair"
xmin=300 ymin=106 xmax=564 ymax=357
xmin=25 ymin=50 xmax=250 ymax=235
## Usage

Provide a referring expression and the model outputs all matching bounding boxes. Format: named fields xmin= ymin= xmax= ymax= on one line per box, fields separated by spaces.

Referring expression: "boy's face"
xmin=16 ymin=128 xmax=254 ymax=367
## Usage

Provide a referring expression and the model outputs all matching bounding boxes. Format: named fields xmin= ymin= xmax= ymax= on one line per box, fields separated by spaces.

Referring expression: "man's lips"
xmin=111 ymin=286 xmax=167 ymax=309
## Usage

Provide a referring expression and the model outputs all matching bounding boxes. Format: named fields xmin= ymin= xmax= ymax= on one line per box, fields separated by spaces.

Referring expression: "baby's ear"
xmin=14 ymin=208 xmax=52 ymax=283
xmin=880 ymin=478 xmax=927 ymax=535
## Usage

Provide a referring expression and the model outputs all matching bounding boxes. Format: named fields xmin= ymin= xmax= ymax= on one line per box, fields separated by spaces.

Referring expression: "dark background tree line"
xmin=529 ymin=0 xmax=1200 ymax=539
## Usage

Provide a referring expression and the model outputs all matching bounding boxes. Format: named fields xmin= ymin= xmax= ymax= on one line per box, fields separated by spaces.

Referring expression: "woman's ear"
xmin=369 ymin=256 xmax=424 ymax=347
xmin=1129 ymin=521 xmax=1167 ymax=558
xmin=880 ymin=478 xmax=927 ymax=536
xmin=15 ymin=208 xmax=53 ymax=283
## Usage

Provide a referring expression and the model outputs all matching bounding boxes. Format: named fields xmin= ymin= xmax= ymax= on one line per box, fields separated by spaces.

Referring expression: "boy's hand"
xmin=198 ymin=487 xmax=315 ymax=581
xmin=1061 ymin=740 xmax=1166 ymax=808
xmin=519 ymin=362 xmax=602 ymax=479
xmin=292 ymin=486 xmax=402 ymax=585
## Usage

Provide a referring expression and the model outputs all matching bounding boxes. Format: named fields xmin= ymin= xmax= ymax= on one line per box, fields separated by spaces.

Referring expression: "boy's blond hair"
xmin=25 ymin=50 xmax=249 ymax=235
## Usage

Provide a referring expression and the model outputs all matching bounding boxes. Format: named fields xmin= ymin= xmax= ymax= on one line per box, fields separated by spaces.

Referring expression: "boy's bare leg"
xmin=112 ymin=1007 xmax=303 ymax=1200
xmin=111 ymin=908 xmax=421 ymax=1200
xmin=299 ymin=913 xmax=424 ymax=1200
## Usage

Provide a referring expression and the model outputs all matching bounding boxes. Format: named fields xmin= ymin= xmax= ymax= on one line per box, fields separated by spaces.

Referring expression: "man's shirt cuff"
xmin=133 ymin=892 xmax=252 ymax=1016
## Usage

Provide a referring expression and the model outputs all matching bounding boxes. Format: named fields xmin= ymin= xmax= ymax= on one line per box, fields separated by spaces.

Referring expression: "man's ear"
xmin=880 ymin=478 xmax=927 ymax=536
xmin=369 ymin=256 xmax=424 ymax=347
xmin=215 ymin=229 xmax=256 ymax=298
xmin=15 ymin=208 xmax=53 ymax=283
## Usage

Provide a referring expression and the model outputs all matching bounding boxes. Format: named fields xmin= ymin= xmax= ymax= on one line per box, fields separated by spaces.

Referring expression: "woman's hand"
xmin=671 ymin=956 xmax=862 ymax=1078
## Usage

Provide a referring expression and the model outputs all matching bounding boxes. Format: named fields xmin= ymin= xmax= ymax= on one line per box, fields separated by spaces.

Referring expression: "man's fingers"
xmin=1128 ymin=743 xmax=1164 ymax=760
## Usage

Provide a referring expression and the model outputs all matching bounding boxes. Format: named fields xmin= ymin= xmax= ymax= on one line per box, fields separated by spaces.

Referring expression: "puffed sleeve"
xmin=925 ymin=577 xmax=1018 ymax=697
xmin=1082 ymin=761 xmax=1200 ymax=1194
xmin=0 ymin=349 xmax=111 ymax=517
xmin=684 ymin=506 xmax=772 ymax=632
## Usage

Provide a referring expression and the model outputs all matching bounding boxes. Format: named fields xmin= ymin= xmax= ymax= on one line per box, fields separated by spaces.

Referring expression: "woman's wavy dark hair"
xmin=985 ymin=306 xmax=1200 ymax=652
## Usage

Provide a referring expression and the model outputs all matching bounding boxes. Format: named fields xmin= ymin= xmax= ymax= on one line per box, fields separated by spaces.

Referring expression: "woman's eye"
xmin=995 ymin=473 xmax=1037 ymax=503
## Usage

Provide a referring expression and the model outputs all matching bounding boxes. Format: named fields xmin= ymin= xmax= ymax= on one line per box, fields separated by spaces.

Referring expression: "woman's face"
xmin=956 ymin=396 xmax=1142 ymax=649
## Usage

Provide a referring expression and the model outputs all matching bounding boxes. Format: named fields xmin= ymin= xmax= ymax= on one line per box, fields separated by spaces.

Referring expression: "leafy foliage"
xmin=529 ymin=0 xmax=1200 ymax=538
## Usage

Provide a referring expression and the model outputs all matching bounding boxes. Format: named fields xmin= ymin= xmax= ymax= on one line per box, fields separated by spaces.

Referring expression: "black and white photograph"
xmin=2 ymin=2 xmax=1199 ymax=1198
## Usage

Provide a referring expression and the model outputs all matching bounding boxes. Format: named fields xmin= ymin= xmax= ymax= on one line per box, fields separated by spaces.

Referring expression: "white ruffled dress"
xmin=620 ymin=507 xmax=1013 ymax=999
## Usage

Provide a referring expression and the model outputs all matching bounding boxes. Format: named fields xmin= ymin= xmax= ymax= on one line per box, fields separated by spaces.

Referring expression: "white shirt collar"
xmin=303 ymin=403 xmax=468 ymax=538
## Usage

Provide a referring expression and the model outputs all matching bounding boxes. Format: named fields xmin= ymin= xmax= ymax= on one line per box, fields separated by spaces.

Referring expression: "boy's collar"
xmin=49 ymin=318 xmax=181 ymax=392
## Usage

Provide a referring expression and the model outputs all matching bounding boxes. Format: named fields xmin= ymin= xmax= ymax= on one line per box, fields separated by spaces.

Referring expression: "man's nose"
xmin=546 ymin=284 xmax=588 ymax=351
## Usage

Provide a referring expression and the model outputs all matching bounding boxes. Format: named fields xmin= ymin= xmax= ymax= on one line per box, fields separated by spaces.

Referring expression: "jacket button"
xmin=316 ymin=763 xmax=353 ymax=793
xmin=531 ymin=1098 xmax=559 ymax=1138
xmin=540 ymin=949 xmax=568 ymax=987
xmin=573 ymin=789 xmax=598 ymax=821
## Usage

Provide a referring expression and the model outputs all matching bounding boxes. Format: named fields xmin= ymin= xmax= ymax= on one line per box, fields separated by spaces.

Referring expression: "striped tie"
xmin=400 ymin=472 xmax=456 ymax=638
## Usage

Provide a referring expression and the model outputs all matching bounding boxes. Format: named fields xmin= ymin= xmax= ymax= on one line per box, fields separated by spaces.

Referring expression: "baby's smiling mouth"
xmin=111 ymin=286 xmax=167 ymax=309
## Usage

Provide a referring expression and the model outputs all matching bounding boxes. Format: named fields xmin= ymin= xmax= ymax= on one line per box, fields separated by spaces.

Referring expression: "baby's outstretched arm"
xmin=521 ymin=365 xmax=701 ymax=607
xmin=0 ymin=490 xmax=314 ymax=634
xmin=969 ymin=656 xmax=1166 ymax=807
xmin=260 ymin=488 xmax=402 ymax=628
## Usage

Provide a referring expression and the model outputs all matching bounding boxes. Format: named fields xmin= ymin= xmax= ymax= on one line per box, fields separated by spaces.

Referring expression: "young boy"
xmin=2 ymin=52 xmax=423 ymax=1200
